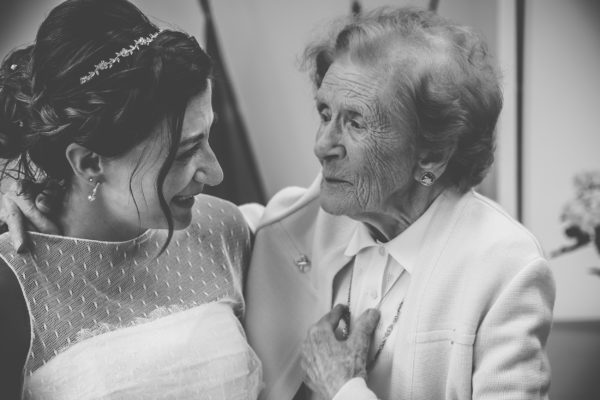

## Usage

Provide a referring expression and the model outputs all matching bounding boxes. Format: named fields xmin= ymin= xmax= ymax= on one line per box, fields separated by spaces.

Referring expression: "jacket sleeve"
xmin=473 ymin=257 xmax=555 ymax=400
xmin=238 ymin=203 xmax=265 ymax=234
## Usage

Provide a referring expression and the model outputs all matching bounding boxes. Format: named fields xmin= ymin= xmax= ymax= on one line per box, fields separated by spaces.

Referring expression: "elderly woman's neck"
xmin=361 ymin=184 xmax=446 ymax=242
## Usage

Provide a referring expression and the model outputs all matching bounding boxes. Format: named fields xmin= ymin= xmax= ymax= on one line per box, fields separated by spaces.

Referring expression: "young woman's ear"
xmin=65 ymin=143 xmax=103 ymax=182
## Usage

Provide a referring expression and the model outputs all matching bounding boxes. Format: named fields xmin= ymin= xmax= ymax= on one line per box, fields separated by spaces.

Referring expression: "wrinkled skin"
xmin=301 ymin=304 xmax=380 ymax=399
xmin=314 ymin=56 xmax=421 ymax=240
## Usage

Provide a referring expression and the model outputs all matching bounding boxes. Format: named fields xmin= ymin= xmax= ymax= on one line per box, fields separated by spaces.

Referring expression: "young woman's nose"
xmin=194 ymin=147 xmax=223 ymax=186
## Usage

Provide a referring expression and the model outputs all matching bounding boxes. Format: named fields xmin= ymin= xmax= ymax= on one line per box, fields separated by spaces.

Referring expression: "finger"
xmin=318 ymin=303 xmax=349 ymax=329
xmin=38 ymin=180 xmax=62 ymax=208
xmin=349 ymin=309 xmax=380 ymax=347
xmin=299 ymin=342 xmax=322 ymax=397
xmin=35 ymin=192 xmax=53 ymax=214
xmin=3 ymin=197 xmax=27 ymax=252
xmin=7 ymin=179 xmax=23 ymax=197
xmin=13 ymin=192 xmax=60 ymax=234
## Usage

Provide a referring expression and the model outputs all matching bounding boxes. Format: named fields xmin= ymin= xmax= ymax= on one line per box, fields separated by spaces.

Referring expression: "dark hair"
xmin=0 ymin=0 xmax=213 ymax=247
xmin=303 ymin=7 xmax=503 ymax=192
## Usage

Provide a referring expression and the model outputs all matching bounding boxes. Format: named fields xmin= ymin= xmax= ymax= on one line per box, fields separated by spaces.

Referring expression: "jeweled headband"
xmin=79 ymin=30 xmax=160 ymax=84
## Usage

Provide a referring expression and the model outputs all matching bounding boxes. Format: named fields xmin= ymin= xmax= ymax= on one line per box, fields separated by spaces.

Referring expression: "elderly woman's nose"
xmin=314 ymin=125 xmax=345 ymax=161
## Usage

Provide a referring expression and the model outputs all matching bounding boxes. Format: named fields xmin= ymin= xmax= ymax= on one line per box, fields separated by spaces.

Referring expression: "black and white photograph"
xmin=0 ymin=0 xmax=598 ymax=399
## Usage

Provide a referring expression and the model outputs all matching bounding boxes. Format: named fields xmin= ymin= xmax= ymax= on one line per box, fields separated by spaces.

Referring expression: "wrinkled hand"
xmin=301 ymin=304 xmax=380 ymax=399
xmin=0 ymin=179 xmax=61 ymax=251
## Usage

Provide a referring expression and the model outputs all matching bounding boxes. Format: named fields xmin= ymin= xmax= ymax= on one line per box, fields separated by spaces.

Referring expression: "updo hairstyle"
xmin=0 ymin=0 xmax=213 ymax=243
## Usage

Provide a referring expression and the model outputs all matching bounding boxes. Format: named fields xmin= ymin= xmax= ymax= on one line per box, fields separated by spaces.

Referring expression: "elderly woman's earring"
xmin=419 ymin=172 xmax=436 ymax=187
xmin=87 ymin=178 xmax=101 ymax=202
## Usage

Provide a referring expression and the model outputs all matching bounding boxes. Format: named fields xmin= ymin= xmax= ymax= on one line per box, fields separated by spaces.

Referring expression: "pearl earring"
xmin=87 ymin=178 xmax=101 ymax=202
xmin=419 ymin=172 xmax=436 ymax=187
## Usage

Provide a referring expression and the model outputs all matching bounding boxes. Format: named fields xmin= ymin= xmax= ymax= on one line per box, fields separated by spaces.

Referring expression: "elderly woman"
xmin=244 ymin=7 xmax=554 ymax=400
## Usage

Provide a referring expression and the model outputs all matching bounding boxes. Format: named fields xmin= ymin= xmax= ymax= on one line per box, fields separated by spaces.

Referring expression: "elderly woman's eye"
xmin=348 ymin=119 xmax=365 ymax=130
xmin=317 ymin=107 xmax=331 ymax=122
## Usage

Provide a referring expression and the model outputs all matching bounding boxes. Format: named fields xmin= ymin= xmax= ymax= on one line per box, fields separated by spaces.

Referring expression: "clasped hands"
xmin=301 ymin=304 xmax=380 ymax=400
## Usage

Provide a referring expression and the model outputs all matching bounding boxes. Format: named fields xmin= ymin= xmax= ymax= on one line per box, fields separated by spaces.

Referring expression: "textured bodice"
xmin=0 ymin=195 xmax=262 ymax=399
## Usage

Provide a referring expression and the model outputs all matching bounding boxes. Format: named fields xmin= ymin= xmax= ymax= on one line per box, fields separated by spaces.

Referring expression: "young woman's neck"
xmin=58 ymin=187 xmax=144 ymax=242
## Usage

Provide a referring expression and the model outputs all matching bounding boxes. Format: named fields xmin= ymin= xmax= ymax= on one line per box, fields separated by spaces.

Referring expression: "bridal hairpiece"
xmin=80 ymin=31 xmax=160 ymax=84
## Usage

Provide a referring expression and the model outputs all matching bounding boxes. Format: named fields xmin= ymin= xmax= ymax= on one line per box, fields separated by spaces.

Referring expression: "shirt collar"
xmin=343 ymin=191 xmax=445 ymax=275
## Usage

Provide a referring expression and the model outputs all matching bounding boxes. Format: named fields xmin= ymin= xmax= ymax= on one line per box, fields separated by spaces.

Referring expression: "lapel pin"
xmin=294 ymin=254 xmax=311 ymax=273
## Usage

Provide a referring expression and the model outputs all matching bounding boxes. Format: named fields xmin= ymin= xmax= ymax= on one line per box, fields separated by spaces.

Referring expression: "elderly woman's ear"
xmin=414 ymin=148 xmax=454 ymax=186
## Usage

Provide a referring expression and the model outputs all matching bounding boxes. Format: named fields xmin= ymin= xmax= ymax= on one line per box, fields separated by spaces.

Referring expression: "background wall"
xmin=522 ymin=2 xmax=600 ymax=398
xmin=523 ymin=0 xmax=600 ymax=321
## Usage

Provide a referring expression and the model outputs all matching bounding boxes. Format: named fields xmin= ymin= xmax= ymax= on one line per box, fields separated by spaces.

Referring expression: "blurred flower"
xmin=552 ymin=171 xmax=600 ymax=269
xmin=561 ymin=171 xmax=600 ymax=236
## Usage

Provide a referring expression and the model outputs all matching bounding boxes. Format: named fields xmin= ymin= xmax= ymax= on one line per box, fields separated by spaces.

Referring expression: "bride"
xmin=0 ymin=0 xmax=261 ymax=398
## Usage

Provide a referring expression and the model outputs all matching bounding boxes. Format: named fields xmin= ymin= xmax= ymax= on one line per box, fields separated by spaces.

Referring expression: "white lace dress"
xmin=0 ymin=195 xmax=262 ymax=400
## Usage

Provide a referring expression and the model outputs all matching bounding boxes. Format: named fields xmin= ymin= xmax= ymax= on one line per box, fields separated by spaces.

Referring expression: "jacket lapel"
xmin=388 ymin=189 xmax=468 ymax=396
xmin=311 ymin=209 xmax=357 ymax=314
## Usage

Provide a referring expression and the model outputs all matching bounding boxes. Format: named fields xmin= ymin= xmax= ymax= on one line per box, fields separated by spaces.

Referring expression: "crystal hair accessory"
xmin=80 ymin=31 xmax=160 ymax=85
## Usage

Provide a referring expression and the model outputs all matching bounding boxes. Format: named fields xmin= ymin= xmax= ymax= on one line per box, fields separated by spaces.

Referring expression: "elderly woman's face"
xmin=314 ymin=58 xmax=416 ymax=220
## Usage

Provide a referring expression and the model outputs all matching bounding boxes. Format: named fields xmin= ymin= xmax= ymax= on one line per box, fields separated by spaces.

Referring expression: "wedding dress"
xmin=0 ymin=195 xmax=262 ymax=400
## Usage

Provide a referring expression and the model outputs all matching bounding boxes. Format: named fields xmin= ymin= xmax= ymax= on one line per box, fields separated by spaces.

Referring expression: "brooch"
xmin=294 ymin=254 xmax=311 ymax=273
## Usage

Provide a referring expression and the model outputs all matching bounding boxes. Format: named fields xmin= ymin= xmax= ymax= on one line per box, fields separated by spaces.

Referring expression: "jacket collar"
xmin=257 ymin=173 xmax=322 ymax=230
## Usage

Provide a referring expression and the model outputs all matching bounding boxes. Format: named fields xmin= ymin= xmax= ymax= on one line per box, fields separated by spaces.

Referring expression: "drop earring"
xmin=87 ymin=178 xmax=101 ymax=202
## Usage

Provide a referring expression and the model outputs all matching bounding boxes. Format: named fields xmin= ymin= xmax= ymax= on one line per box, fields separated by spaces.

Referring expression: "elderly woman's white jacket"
xmin=243 ymin=175 xmax=555 ymax=400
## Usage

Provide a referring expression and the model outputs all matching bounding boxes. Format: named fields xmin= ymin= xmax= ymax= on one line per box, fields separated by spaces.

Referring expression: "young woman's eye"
xmin=176 ymin=142 xmax=202 ymax=162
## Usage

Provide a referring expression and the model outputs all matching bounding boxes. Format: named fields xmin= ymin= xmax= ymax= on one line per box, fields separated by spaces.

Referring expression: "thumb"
xmin=37 ymin=180 xmax=62 ymax=212
xmin=35 ymin=192 xmax=53 ymax=214
xmin=319 ymin=303 xmax=349 ymax=329
xmin=349 ymin=308 xmax=380 ymax=348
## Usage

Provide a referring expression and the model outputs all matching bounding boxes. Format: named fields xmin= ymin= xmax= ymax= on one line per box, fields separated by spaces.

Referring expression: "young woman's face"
xmin=100 ymin=83 xmax=223 ymax=234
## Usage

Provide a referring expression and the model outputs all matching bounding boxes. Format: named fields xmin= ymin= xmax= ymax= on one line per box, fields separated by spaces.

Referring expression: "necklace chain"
xmin=341 ymin=260 xmax=404 ymax=371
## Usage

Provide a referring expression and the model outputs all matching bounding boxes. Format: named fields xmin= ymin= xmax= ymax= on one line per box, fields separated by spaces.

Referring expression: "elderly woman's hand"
xmin=301 ymin=304 xmax=380 ymax=399
xmin=0 ymin=180 xmax=61 ymax=251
